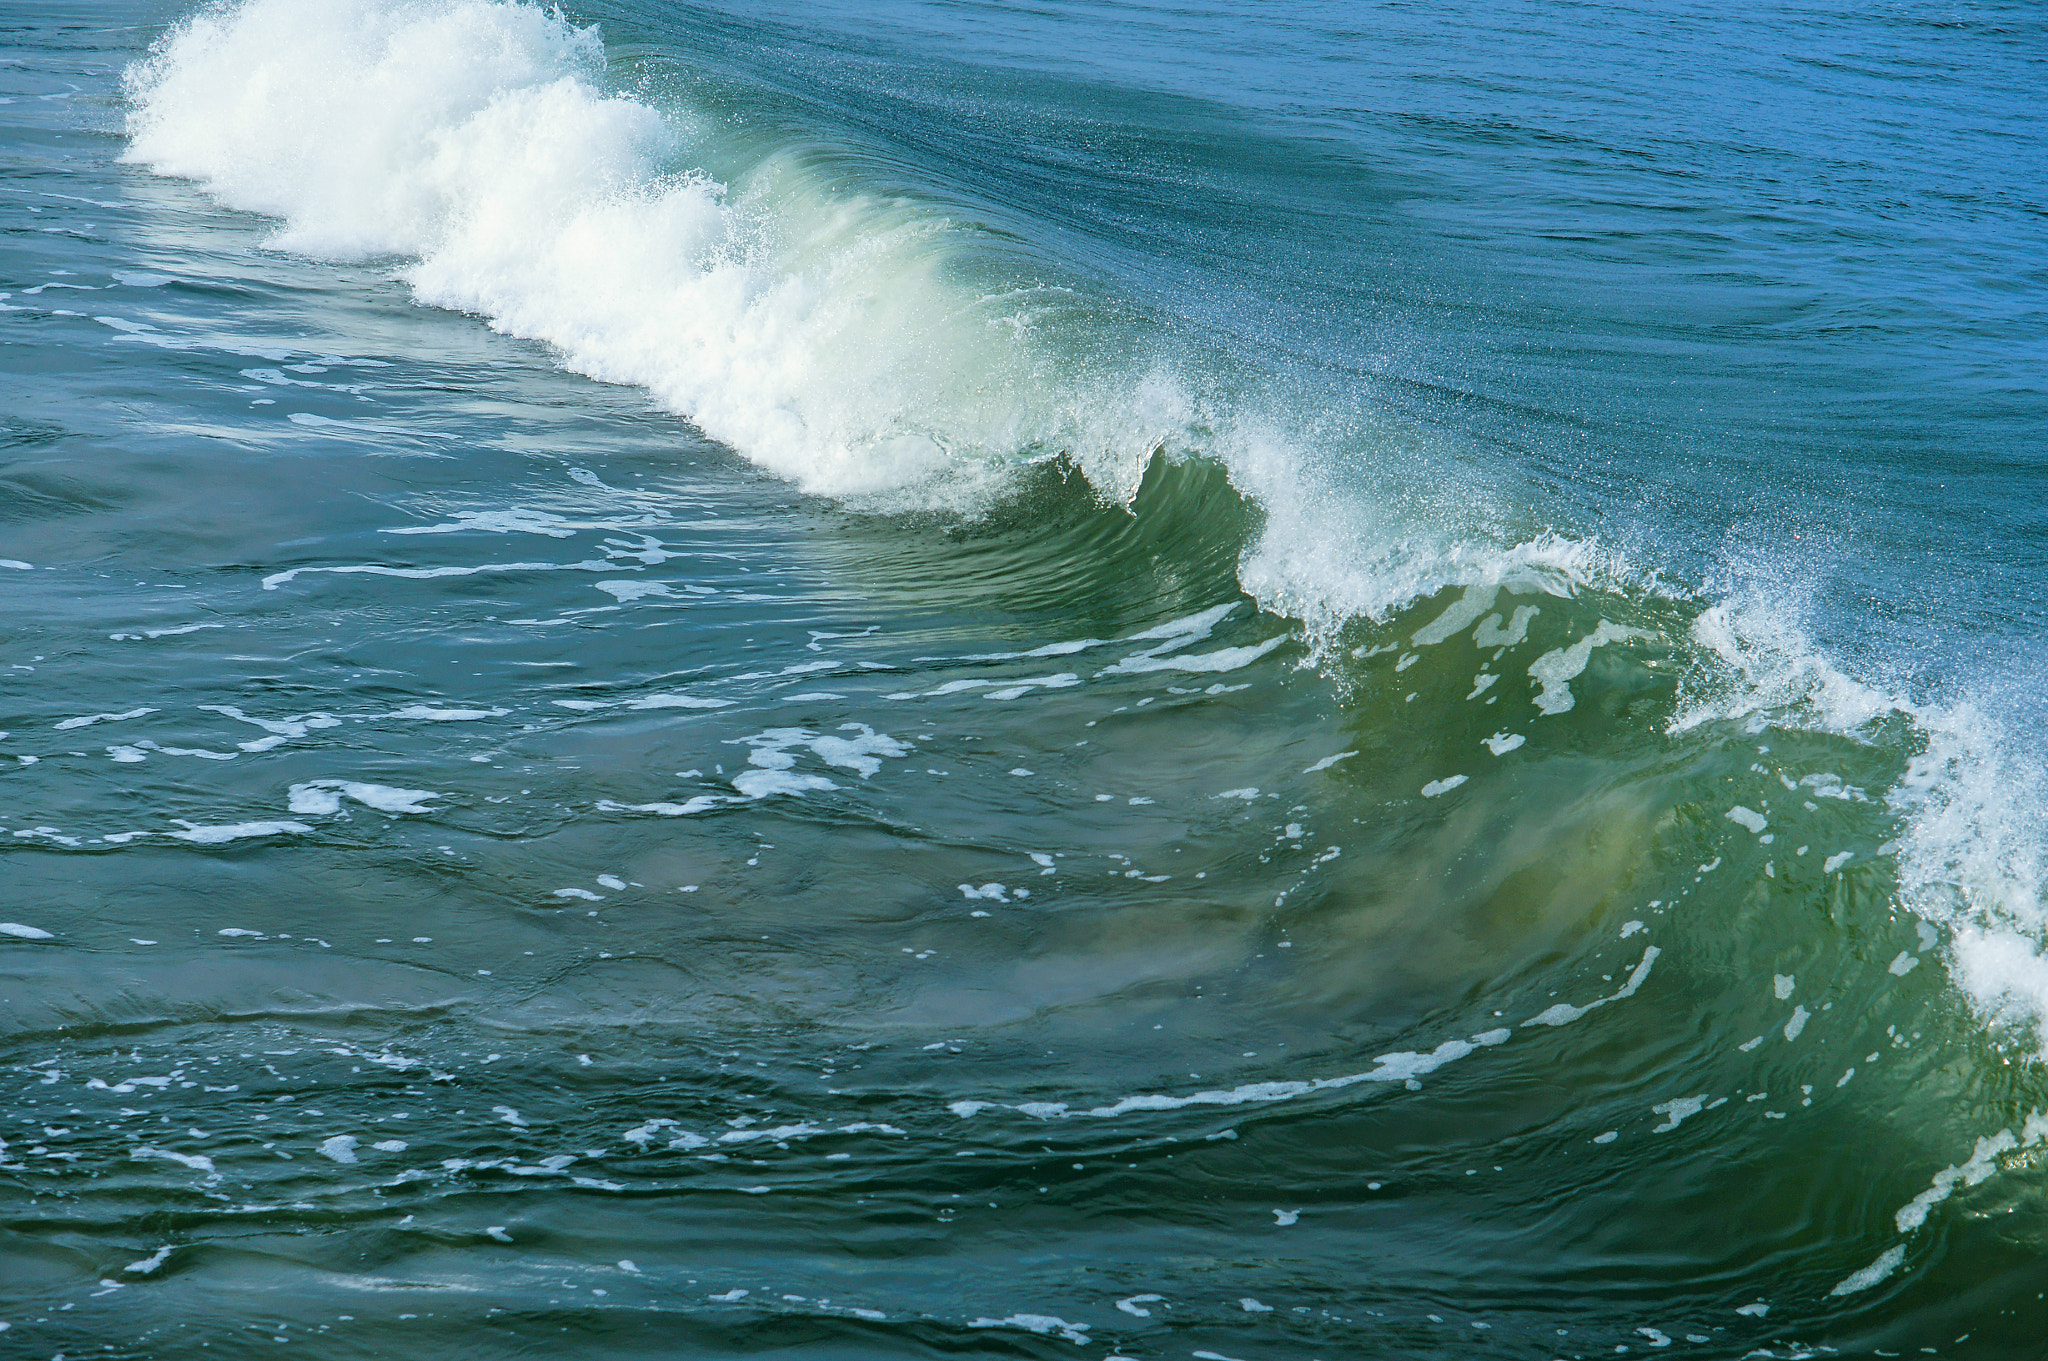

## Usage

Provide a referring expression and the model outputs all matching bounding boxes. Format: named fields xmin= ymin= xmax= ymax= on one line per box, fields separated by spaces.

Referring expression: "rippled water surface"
xmin=3 ymin=1 xmax=2047 ymax=1357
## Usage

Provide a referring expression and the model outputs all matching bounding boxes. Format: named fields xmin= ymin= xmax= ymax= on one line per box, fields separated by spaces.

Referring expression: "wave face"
xmin=3 ymin=0 xmax=2046 ymax=1355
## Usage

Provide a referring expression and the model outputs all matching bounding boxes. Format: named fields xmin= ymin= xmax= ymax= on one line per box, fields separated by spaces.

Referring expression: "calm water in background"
xmin=2 ymin=1 xmax=2046 ymax=1357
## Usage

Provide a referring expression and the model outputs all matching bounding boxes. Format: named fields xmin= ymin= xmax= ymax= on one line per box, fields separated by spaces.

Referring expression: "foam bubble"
xmin=1872 ymin=697 xmax=2048 ymax=1054
xmin=1829 ymin=1245 xmax=1906 ymax=1297
xmin=1528 ymin=621 xmax=1645 ymax=716
xmin=289 ymin=781 xmax=439 ymax=815
xmin=54 ymin=707 xmax=157 ymax=731
xmin=170 ymin=820 xmax=313 ymax=844
xmin=123 ymin=1246 xmax=173 ymax=1275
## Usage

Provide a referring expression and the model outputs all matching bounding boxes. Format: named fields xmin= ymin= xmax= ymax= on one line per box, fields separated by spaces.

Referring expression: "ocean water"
xmin=2 ymin=0 xmax=2045 ymax=1355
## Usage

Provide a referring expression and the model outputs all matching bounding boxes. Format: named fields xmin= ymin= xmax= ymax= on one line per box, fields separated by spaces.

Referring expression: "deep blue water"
xmin=3 ymin=1 xmax=2046 ymax=1357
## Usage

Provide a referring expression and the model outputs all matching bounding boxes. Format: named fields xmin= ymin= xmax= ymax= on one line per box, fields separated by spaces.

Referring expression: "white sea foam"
xmin=1528 ymin=621 xmax=1645 ymax=716
xmin=170 ymin=819 xmax=313 ymax=844
xmin=1651 ymin=1096 xmax=1707 ymax=1133
xmin=1099 ymin=636 xmax=1286 ymax=676
xmin=54 ymin=707 xmax=157 ymax=731
xmin=124 ymin=1246 xmax=173 ymax=1275
xmin=109 ymin=621 xmax=225 ymax=640
xmin=263 ymin=561 xmax=626 ymax=591
xmin=1727 ymin=806 xmax=1768 ymax=835
xmin=1412 ymin=585 xmax=1499 ymax=646
xmin=728 ymin=725 xmax=907 ymax=801
xmin=1829 ymin=1245 xmax=1906 ymax=1297
xmin=1475 ymin=605 xmax=1540 ymax=648
xmin=596 ymin=580 xmax=679 ymax=602
xmin=960 ymin=1027 xmax=1519 ymax=1126
xmin=1237 ymin=453 xmax=1618 ymax=654
xmin=1676 ymin=589 xmax=2048 ymax=1061
xmin=199 ymin=706 xmax=340 ymax=751
xmin=386 ymin=508 xmax=587 ymax=537
xmin=1521 ymin=946 xmax=1661 ymax=1029
xmin=121 ymin=0 xmax=1196 ymax=506
xmin=389 ymin=705 xmax=506 ymax=721
xmin=1883 ymin=702 xmax=2048 ymax=1056
xmin=598 ymin=796 xmax=722 ymax=817
xmin=288 ymin=781 xmax=439 ymax=816
xmin=1894 ymin=1128 xmax=2029 ymax=1234
xmin=1673 ymin=594 xmax=1897 ymax=737
xmin=132 ymin=1146 xmax=217 ymax=1177
xmin=969 ymin=1314 xmax=1090 ymax=1345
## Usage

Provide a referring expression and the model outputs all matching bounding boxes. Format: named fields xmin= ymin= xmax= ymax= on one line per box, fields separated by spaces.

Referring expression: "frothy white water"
xmin=1893 ymin=705 xmax=2048 ymax=1054
xmin=1681 ymin=587 xmax=2048 ymax=1056
xmin=1225 ymin=414 xmax=1625 ymax=640
xmin=123 ymin=0 xmax=1184 ymax=502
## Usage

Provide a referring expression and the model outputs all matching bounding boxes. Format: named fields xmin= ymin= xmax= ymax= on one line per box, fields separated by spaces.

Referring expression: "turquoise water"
xmin=2 ymin=1 xmax=2046 ymax=1356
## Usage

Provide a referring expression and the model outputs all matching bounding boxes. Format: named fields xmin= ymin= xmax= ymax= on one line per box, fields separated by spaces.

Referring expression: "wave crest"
xmin=125 ymin=0 xmax=1187 ymax=501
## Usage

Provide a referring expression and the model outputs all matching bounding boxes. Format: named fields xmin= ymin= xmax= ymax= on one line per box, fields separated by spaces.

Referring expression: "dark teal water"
xmin=3 ymin=1 xmax=2046 ymax=1357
